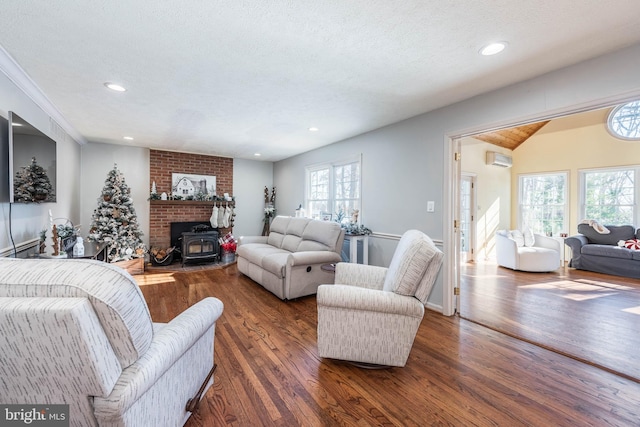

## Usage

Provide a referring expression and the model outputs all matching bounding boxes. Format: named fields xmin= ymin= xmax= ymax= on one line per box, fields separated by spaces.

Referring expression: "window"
xmin=580 ymin=167 xmax=638 ymax=225
xmin=306 ymin=157 xmax=361 ymax=222
xmin=518 ymin=172 xmax=568 ymax=235
xmin=307 ymin=167 xmax=330 ymax=218
xmin=607 ymin=100 xmax=640 ymax=141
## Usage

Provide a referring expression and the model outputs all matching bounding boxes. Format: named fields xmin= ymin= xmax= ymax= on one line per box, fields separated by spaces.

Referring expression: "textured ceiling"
xmin=0 ymin=1 xmax=639 ymax=161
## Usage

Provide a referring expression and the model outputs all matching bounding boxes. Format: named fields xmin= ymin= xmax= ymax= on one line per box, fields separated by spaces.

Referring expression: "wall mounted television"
xmin=0 ymin=115 xmax=8 ymax=203
xmin=8 ymin=112 xmax=57 ymax=204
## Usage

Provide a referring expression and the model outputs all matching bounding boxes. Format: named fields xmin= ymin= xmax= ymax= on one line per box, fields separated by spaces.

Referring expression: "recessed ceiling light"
xmin=104 ymin=82 xmax=127 ymax=92
xmin=254 ymin=153 xmax=261 ymax=157
xmin=309 ymin=127 xmax=319 ymax=132
xmin=123 ymin=136 xmax=134 ymax=141
xmin=480 ymin=42 xmax=507 ymax=56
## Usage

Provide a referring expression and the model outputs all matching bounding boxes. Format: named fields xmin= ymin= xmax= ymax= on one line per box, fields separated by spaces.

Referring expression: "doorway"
xmin=446 ymin=101 xmax=640 ymax=383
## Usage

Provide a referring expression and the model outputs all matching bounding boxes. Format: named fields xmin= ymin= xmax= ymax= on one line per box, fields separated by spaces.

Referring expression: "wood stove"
xmin=170 ymin=222 xmax=219 ymax=266
xmin=180 ymin=231 xmax=219 ymax=266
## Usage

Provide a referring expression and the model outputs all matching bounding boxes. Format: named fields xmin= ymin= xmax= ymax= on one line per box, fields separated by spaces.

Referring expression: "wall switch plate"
xmin=427 ymin=201 xmax=435 ymax=212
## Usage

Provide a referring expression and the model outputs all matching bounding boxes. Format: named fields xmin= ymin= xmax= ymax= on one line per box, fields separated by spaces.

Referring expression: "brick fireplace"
xmin=149 ymin=150 xmax=233 ymax=249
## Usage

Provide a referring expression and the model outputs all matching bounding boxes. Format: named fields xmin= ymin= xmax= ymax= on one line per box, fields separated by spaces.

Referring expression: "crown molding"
xmin=0 ymin=45 xmax=87 ymax=145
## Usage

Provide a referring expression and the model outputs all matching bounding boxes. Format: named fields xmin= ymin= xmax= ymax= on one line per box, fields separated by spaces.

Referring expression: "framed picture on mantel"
xmin=172 ymin=173 xmax=216 ymax=199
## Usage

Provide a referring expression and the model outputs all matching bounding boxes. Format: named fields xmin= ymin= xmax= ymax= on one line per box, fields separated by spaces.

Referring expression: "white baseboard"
xmin=426 ymin=301 xmax=443 ymax=314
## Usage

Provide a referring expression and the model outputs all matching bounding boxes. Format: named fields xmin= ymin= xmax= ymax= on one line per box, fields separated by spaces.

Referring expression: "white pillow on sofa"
xmin=523 ymin=227 xmax=535 ymax=247
xmin=510 ymin=230 xmax=525 ymax=247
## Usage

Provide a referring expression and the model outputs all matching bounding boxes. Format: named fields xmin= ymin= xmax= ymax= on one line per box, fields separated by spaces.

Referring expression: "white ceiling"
xmin=0 ymin=1 xmax=639 ymax=162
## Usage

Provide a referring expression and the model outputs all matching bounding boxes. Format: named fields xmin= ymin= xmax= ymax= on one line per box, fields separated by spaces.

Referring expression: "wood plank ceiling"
xmin=473 ymin=121 xmax=550 ymax=150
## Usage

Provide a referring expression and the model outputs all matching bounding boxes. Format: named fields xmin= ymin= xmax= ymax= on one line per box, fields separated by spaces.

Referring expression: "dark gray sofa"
xmin=565 ymin=224 xmax=640 ymax=278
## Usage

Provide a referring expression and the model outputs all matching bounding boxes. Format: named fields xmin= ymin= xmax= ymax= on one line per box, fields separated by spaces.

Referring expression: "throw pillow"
xmin=578 ymin=223 xmax=635 ymax=245
xmin=523 ymin=227 xmax=535 ymax=247
xmin=510 ymin=229 xmax=525 ymax=247
xmin=622 ymin=239 xmax=640 ymax=250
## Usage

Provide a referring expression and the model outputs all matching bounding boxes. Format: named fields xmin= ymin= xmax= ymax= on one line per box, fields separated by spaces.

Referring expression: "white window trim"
xmin=517 ymin=171 xmax=569 ymax=234
xmin=305 ymin=154 xmax=362 ymax=221
xmin=578 ymin=165 xmax=640 ymax=226
xmin=606 ymin=100 xmax=640 ymax=141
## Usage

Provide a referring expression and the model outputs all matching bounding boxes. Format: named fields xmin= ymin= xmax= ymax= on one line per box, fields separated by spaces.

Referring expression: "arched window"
xmin=607 ymin=100 xmax=640 ymax=140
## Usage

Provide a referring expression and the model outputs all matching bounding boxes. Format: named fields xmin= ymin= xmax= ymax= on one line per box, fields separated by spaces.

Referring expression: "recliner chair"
xmin=0 ymin=258 xmax=223 ymax=427
xmin=317 ymin=230 xmax=443 ymax=367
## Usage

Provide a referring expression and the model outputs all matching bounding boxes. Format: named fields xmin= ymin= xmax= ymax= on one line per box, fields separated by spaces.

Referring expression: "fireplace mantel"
xmin=151 ymin=200 xmax=235 ymax=207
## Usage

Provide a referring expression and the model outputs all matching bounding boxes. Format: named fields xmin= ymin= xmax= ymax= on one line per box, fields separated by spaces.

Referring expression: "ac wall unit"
xmin=486 ymin=151 xmax=513 ymax=168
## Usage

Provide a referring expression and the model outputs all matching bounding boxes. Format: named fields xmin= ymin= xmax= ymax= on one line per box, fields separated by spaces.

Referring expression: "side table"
xmin=345 ymin=234 xmax=369 ymax=264
xmin=74 ymin=241 xmax=109 ymax=261
xmin=552 ymin=236 xmax=569 ymax=265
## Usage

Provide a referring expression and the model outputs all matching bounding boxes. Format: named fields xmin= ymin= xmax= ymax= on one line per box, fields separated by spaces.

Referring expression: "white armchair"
xmin=317 ymin=230 xmax=443 ymax=367
xmin=495 ymin=229 xmax=560 ymax=272
xmin=0 ymin=258 xmax=223 ymax=427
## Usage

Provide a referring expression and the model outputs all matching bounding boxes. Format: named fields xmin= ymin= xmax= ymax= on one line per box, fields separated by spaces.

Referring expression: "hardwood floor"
xmin=460 ymin=261 xmax=640 ymax=382
xmin=136 ymin=263 xmax=640 ymax=426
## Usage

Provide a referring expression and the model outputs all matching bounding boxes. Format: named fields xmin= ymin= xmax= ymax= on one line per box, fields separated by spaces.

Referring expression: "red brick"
xmin=149 ymin=149 xmax=234 ymax=246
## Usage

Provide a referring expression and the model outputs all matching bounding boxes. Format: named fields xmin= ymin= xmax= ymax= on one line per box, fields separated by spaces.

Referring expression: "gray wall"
xmin=274 ymin=43 xmax=640 ymax=313
xmin=274 ymin=113 xmax=446 ymax=310
xmin=0 ymin=71 xmax=81 ymax=254
xmin=233 ymin=158 xmax=273 ymax=238
xmin=80 ymin=142 xmax=150 ymax=244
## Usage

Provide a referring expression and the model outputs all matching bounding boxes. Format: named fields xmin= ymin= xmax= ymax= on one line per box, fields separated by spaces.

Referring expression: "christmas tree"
xmin=13 ymin=157 xmax=55 ymax=202
xmin=88 ymin=164 xmax=146 ymax=262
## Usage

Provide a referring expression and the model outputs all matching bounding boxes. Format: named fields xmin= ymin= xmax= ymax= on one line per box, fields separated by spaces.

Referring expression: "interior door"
xmin=460 ymin=173 xmax=476 ymax=263
xmin=451 ymin=138 xmax=462 ymax=314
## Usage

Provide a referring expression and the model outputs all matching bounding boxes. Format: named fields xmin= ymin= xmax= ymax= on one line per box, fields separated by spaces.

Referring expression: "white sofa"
xmin=0 ymin=258 xmax=223 ymax=427
xmin=495 ymin=229 xmax=560 ymax=272
xmin=237 ymin=216 xmax=345 ymax=300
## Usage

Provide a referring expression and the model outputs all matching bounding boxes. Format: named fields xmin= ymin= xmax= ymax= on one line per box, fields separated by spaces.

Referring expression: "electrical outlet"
xmin=427 ymin=201 xmax=435 ymax=212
